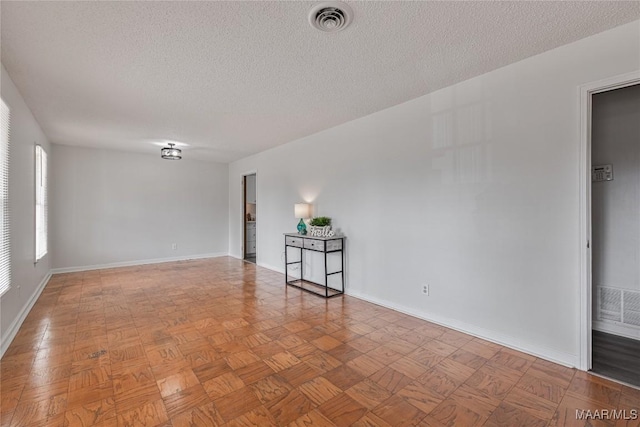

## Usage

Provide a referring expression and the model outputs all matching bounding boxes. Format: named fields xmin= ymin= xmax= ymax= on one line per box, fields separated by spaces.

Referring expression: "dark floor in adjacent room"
xmin=592 ymin=330 xmax=640 ymax=388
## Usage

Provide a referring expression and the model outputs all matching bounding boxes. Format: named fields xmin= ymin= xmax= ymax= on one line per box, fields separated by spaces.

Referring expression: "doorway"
xmin=243 ymin=173 xmax=257 ymax=263
xmin=590 ymin=83 xmax=640 ymax=387
xmin=579 ymin=71 xmax=640 ymax=373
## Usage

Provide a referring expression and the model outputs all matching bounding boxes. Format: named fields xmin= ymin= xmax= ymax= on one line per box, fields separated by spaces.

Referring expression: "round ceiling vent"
xmin=309 ymin=2 xmax=353 ymax=33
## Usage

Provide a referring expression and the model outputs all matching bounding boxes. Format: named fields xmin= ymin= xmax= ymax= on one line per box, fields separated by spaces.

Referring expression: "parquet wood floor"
xmin=1 ymin=257 xmax=638 ymax=426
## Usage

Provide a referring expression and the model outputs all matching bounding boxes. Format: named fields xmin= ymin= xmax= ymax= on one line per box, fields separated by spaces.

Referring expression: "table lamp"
xmin=294 ymin=203 xmax=311 ymax=235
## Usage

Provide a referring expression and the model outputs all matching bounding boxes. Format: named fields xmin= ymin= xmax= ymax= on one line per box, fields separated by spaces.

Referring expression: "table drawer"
xmin=326 ymin=239 xmax=342 ymax=251
xmin=304 ymin=239 xmax=325 ymax=251
xmin=285 ymin=236 xmax=303 ymax=247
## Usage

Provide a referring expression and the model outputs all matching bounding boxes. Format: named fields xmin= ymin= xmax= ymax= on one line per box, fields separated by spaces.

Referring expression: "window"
xmin=0 ymin=99 xmax=10 ymax=296
xmin=35 ymin=145 xmax=47 ymax=262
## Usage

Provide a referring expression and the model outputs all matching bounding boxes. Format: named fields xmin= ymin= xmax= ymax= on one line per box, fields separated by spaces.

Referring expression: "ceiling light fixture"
xmin=309 ymin=2 xmax=353 ymax=33
xmin=161 ymin=143 xmax=182 ymax=160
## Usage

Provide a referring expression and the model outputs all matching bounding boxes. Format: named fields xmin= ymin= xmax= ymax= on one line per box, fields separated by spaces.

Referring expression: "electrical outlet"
xmin=422 ymin=284 xmax=429 ymax=295
xmin=171 ymin=243 xmax=177 ymax=250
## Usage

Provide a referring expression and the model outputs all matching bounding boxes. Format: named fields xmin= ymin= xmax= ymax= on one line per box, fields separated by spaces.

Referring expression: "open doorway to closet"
xmin=590 ymin=83 xmax=640 ymax=387
xmin=243 ymin=173 xmax=257 ymax=263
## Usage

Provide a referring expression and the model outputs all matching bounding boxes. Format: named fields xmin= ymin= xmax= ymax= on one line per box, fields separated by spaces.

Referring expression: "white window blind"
xmin=35 ymin=145 xmax=47 ymax=262
xmin=0 ymin=99 xmax=10 ymax=296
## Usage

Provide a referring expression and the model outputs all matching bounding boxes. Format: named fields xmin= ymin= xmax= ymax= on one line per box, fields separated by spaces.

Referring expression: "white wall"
xmin=0 ymin=64 xmax=52 ymax=354
xmin=229 ymin=21 xmax=640 ymax=367
xmin=51 ymin=144 xmax=229 ymax=270
xmin=592 ymin=84 xmax=640 ymax=337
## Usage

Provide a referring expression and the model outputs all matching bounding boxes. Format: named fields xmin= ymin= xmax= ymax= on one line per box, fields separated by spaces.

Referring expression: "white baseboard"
xmin=0 ymin=272 xmax=51 ymax=358
xmin=249 ymin=261 xmax=579 ymax=368
xmin=256 ymin=261 xmax=285 ymax=274
xmin=346 ymin=290 xmax=578 ymax=368
xmin=50 ymin=252 xmax=228 ymax=274
xmin=594 ymin=320 xmax=640 ymax=340
xmin=230 ymin=254 xmax=286 ymax=275
xmin=2 ymin=257 xmax=580 ymax=369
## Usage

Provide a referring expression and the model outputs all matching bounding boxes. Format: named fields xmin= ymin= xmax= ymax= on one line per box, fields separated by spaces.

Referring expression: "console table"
xmin=284 ymin=233 xmax=345 ymax=298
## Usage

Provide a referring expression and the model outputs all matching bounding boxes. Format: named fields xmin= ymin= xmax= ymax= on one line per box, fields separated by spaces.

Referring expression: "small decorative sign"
xmin=309 ymin=226 xmax=335 ymax=237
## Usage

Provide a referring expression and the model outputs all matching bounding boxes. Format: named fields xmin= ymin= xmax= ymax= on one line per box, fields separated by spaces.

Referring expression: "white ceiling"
xmin=2 ymin=1 xmax=639 ymax=163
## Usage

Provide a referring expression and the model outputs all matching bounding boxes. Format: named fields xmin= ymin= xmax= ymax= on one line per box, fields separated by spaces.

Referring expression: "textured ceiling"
xmin=2 ymin=1 xmax=639 ymax=163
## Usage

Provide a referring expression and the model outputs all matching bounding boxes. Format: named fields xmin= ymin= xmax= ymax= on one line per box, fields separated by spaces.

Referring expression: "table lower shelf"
xmin=286 ymin=279 xmax=343 ymax=298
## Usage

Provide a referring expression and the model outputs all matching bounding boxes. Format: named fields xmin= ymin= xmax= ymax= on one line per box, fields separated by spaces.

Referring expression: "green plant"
xmin=310 ymin=216 xmax=331 ymax=227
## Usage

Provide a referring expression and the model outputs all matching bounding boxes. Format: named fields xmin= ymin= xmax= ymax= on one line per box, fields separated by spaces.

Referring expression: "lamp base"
xmin=297 ymin=218 xmax=307 ymax=235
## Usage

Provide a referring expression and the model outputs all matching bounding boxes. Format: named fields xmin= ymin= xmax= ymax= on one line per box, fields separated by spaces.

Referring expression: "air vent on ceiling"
xmin=309 ymin=2 xmax=353 ymax=33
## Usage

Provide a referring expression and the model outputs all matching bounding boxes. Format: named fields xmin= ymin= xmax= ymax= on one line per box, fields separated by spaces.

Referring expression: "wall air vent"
xmin=623 ymin=290 xmax=640 ymax=327
xmin=598 ymin=287 xmax=622 ymax=322
xmin=597 ymin=286 xmax=640 ymax=329
xmin=309 ymin=2 xmax=353 ymax=33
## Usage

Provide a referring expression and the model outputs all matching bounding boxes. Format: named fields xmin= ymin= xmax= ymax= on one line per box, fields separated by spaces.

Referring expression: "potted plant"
xmin=309 ymin=217 xmax=333 ymax=237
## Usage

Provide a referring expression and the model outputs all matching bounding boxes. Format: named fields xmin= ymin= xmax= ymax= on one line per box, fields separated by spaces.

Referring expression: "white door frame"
xmin=578 ymin=71 xmax=640 ymax=371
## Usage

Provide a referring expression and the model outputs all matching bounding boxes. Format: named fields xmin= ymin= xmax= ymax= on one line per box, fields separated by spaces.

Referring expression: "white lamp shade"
xmin=294 ymin=203 xmax=311 ymax=219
